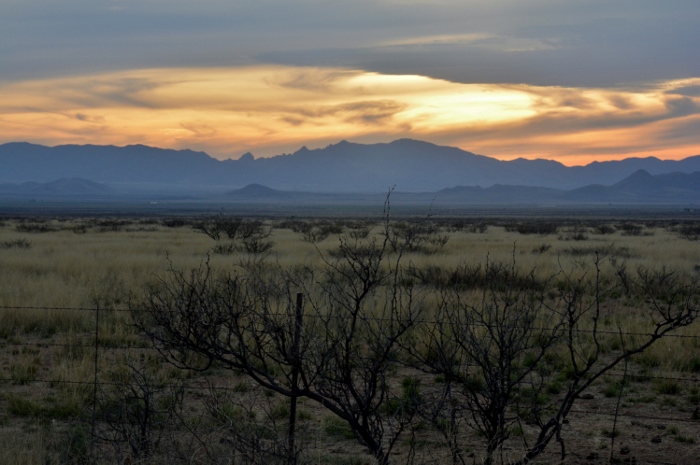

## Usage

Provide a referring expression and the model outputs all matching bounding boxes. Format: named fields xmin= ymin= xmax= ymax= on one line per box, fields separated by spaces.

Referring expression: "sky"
xmin=1 ymin=0 xmax=700 ymax=165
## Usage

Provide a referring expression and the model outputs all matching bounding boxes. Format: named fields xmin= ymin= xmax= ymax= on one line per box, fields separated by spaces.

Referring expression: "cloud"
xmin=75 ymin=113 xmax=105 ymax=123
xmin=273 ymin=68 xmax=359 ymax=93
xmin=179 ymin=122 xmax=218 ymax=138
xmin=3 ymin=0 xmax=699 ymax=89
xmin=2 ymin=65 xmax=700 ymax=164
xmin=668 ymin=85 xmax=700 ymax=97
xmin=288 ymin=100 xmax=407 ymax=125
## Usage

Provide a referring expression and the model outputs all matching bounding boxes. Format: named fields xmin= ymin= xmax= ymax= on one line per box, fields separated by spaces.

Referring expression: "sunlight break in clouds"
xmin=1 ymin=67 xmax=699 ymax=164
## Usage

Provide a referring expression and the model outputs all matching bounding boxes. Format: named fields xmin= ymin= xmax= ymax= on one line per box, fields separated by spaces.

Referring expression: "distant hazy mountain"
xmin=2 ymin=139 xmax=700 ymax=193
xmin=561 ymin=170 xmax=700 ymax=203
xmin=228 ymin=183 xmax=293 ymax=199
xmin=0 ymin=178 xmax=112 ymax=198
xmin=0 ymin=142 xmax=220 ymax=185
xmin=435 ymin=170 xmax=700 ymax=205
xmin=223 ymin=170 xmax=700 ymax=205
xmin=1 ymin=171 xmax=698 ymax=205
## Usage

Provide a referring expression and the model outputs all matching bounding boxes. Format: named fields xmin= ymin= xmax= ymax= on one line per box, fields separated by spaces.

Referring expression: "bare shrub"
xmin=133 ymin=216 xmax=699 ymax=465
xmin=407 ymin=255 xmax=699 ymax=465
xmin=593 ymin=224 xmax=616 ymax=235
xmin=134 ymin=213 xmax=422 ymax=464
xmin=388 ymin=220 xmax=448 ymax=253
xmin=407 ymin=258 xmax=558 ymax=465
xmin=561 ymin=243 xmax=635 ymax=259
xmin=407 ymin=260 xmax=543 ymax=291
xmin=558 ymin=227 xmax=589 ymax=241
xmin=618 ymin=223 xmax=652 ymax=236
xmin=466 ymin=222 xmax=489 ymax=233
xmin=203 ymin=386 xmax=295 ymax=465
xmin=16 ymin=222 xmax=58 ymax=233
xmin=93 ymin=357 xmax=185 ymax=464
xmin=195 ymin=217 xmax=274 ymax=254
xmin=0 ymin=238 xmax=31 ymax=249
xmin=675 ymin=223 xmax=700 ymax=241
xmin=300 ymin=221 xmax=344 ymax=243
xmin=531 ymin=243 xmax=551 ymax=255
xmin=504 ymin=222 xmax=558 ymax=235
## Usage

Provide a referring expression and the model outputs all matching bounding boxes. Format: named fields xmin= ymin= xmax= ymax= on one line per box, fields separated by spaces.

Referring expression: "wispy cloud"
xmin=379 ymin=33 xmax=494 ymax=47
xmin=1 ymin=66 xmax=699 ymax=164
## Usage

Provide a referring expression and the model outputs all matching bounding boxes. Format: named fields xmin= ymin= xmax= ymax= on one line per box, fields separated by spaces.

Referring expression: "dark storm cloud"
xmin=2 ymin=0 xmax=699 ymax=88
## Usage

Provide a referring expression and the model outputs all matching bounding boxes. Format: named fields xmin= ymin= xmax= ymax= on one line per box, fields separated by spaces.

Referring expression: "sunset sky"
xmin=2 ymin=0 xmax=699 ymax=165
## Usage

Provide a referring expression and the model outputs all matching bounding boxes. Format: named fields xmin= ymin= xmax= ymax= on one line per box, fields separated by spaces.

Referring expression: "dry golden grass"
xmin=0 ymin=215 xmax=698 ymax=464
xmin=1 ymin=219 xmax=697 ymax=308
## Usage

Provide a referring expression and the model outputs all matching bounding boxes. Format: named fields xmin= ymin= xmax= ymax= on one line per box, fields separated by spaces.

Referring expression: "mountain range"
xmin=220 ymin=170 xmax=700 ymax=205
xmin=1 ymin=139 xmax=699 ymax=205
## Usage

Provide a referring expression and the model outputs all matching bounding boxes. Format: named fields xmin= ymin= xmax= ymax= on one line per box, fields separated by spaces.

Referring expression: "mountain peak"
xmin=2 ymin=140 xmax=700 ymax=195
xmin=390 ymin=138 xmax=437 ymax=147
xmin=630 ymin=169 xmax=653 ymax=177
xmin=228 ymin=183 xmax=285 ymax=197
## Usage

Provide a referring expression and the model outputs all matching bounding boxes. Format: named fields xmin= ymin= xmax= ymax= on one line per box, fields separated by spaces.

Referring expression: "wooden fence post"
xmin=288 ymin=293 xmax=303 ymax=465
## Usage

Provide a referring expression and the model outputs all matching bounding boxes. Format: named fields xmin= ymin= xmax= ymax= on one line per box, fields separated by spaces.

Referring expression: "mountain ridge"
xmin=0 ymin=177 xmax=113 ymax=198
xmin=1 ymin=171 xmax=698 ymax=205
xmin=2 ymin=139 xmax=699 ymax=193
xmin=221 ymin=169 xmax=700 ymax=205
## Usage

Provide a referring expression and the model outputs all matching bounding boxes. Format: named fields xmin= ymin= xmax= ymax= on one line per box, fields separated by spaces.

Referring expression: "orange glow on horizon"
xmin=1 ymin=67 xmax=699 ymax=164
xmin=490 ymin=148 xmax=698 ymax=167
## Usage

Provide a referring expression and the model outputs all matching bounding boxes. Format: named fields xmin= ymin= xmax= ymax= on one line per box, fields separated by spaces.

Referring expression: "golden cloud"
xmin=1 ymin=66 xmax=699 ymax=163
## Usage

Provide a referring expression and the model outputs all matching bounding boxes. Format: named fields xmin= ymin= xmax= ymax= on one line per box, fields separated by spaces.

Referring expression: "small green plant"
xmin=632 ymin=352 xmax=661 ymax=368
xmin=661 ymin=397 xmax=678 ymax=407
xmin=603 ymin=382 xmax=623 ymax=398
xmin=401 ymin=377 xmax=421 ymax=408
xmin=51 ymin=423 xmax=91 ymax=465
xmin=656 ymin=380 xmax=681 ymax=396
xmin=232 ymin=381 xmax=251 ymax=393
xmin=681 ymin=357 xmax=700 ymax=373
xmin=7 ymin=396 xmax=43 ymax=417
xmin=212 ymin=402 xmax=254 ymax=425
xmin=323 ymin=416 xmax=355 ymax=440
xmin=270 ymin=401 xmax=290 ymax=420
xmin=546 ymin=381 xmax=563 ymax=395
xmin=674 ymin=434 xmax=695 ymax=444
xmin=44 ymin=396 xmax=86 ymax=420
xmin=10 ymin=360 xmax=40 ymax=385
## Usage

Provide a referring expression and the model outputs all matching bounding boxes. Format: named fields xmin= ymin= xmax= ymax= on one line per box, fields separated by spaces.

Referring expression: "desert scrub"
xmin=0 ymin=214 xmax=699 ymax=464
xmin=0 ymin=238 xmax=31 ymax=249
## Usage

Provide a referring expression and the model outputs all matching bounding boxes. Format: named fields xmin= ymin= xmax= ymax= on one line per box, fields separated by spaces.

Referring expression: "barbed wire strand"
xmin=2 ymin=304 xmax=699 ymax=340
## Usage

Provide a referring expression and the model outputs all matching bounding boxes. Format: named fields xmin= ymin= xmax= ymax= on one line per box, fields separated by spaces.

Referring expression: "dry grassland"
xmin=0 ymin=215 xmax=698 ymax=464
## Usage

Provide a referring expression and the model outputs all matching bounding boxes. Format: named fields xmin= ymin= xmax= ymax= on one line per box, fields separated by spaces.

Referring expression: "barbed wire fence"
xmin=1 ymin=303 xmax=699 ymax=465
